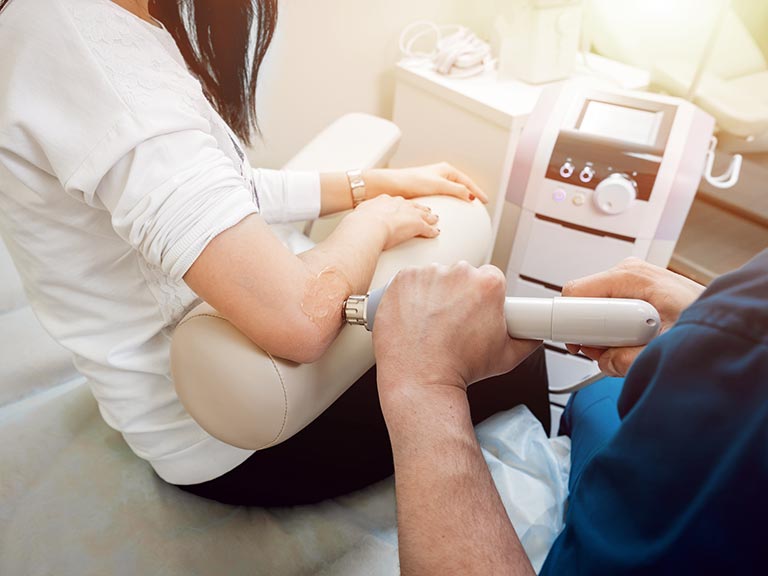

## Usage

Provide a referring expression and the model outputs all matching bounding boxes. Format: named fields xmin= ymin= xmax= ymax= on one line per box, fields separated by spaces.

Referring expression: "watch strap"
xmin=346 ymin=169 xmax=366 ymax=208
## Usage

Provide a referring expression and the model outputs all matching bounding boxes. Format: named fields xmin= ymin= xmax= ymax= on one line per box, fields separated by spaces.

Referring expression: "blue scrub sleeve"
xmin=560 ymin=377 xmax=624 ymax=492
xmin=541 ymin=250 xmax=768 ymax=575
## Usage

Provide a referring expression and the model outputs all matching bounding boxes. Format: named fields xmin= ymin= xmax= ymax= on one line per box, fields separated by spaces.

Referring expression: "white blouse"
xmin=0 ymin=0 xmax=321 ymax=484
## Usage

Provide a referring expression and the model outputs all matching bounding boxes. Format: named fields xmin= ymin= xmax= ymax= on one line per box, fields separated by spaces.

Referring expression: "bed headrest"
xmin=587 ymin=1 xmax=766 ymax=81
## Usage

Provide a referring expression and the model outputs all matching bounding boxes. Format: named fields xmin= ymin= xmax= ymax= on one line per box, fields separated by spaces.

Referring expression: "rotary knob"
xmin=593 ymin=173 xmax=637 ymax=215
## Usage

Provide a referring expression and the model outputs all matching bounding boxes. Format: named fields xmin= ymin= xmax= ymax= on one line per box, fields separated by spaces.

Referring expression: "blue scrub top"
xmin=540 ymin=249 xmax=768 ymax=575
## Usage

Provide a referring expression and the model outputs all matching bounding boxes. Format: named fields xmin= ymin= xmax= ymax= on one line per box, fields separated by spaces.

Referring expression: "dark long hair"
xmin=0 ymin=0 xmax=278 ymax=145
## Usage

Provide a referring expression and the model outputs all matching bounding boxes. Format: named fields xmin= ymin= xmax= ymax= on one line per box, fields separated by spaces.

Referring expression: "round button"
xmin=553 ymin=189 xmax=567 ymax=202
xmin=579 ymin=166 xmax=596 ymax=183
xmin=559 ymin=161 xmax=575 ymax=179
xmin=593 ymin=174 xmax=637 ymax=215
xmin=573 ymin=193 xmax=586 ymax=206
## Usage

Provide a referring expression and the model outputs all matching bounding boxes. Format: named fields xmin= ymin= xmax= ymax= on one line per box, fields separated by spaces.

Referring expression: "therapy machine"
xmin=499 ymin=83 xmax=718 ymax=389
xmin=504 ymin=83 xmax=716 ymax=298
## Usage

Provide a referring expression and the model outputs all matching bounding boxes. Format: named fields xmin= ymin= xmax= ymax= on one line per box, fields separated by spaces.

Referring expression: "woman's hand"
xmin=562 ymin=258 xmax=705 ymax=376
xmin=365 ymin=163 xmax=488 ymax=204
xmin=351 ymin=194 xmax=441 ymax=250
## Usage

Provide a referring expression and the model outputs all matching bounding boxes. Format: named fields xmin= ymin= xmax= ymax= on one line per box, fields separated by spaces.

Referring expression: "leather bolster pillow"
xmin=171 ymin=196 xmax=493 ymax=450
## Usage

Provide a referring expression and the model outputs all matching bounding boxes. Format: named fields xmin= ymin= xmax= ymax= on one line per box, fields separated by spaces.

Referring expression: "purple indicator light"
xmin=553 ymin=189 xmax=567 ymax=202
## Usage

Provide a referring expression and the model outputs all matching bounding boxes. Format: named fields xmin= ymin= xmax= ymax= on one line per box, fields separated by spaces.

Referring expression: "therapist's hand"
xmin=365 ymin=163 xmax=488 ymax=204
xmin=373 ymin=262 xmax=540 ymax=401
xmin=562 ymin=257 xmax=705 ymax=376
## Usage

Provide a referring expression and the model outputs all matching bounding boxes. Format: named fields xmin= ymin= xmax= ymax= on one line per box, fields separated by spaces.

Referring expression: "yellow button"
xmin=573 ymin=194 xmax=586 ymax=206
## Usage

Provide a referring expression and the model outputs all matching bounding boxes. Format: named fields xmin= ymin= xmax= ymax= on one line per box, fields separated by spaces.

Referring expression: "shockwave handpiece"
xmin=343 ymin=285 xmax=661 ymax=348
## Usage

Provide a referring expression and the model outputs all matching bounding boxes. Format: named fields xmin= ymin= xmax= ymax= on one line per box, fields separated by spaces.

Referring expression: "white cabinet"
xmin=390 ymin=61 xmax=543 ymax=267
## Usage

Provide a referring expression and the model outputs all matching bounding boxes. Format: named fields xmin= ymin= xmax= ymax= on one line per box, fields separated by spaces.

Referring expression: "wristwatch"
xmin=346 ymin=169 xmax=367 ymax=208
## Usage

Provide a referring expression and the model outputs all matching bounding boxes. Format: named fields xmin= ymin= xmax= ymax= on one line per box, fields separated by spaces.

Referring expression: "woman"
xmin=0 ymin=0 xmax=549 ymax=505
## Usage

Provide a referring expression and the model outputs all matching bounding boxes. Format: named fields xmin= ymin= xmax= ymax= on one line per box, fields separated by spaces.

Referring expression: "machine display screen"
xmin=578 ymin=101 xmax=664 ymax=147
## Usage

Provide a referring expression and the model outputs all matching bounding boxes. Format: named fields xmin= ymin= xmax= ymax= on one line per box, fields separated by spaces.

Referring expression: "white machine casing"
xmin=505 ymin=82 xmax=715 ymax=300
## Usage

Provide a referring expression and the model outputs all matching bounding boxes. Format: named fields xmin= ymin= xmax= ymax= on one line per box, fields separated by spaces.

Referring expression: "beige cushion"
xmin=172 ymin=195 xmax=493 ymax=450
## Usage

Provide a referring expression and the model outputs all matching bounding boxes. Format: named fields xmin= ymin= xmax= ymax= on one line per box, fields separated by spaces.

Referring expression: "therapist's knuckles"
xmin=375 ymin=263 xmax=520 ymax=390
xmin=477 ymin=265 xmax=506 ymax=292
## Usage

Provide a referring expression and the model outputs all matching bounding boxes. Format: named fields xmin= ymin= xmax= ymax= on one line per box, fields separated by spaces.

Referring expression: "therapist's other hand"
xmin=373 ymin=262 xmax=541 ymax=400
xmin=352 ymin=195 xmax=440 ymax=250
xmin=366 ymin=163 xmax=488 ymax=204
xmin=562 ymin=257 xmax=705 ymax=376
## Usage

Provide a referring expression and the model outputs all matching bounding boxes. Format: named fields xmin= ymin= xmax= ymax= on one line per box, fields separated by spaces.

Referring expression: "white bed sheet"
xmin=0 ymin=378 xmax=568 ymax=575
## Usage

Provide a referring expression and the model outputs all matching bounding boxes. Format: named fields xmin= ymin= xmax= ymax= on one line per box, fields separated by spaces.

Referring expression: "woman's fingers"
xmin=408 ymin=201 xmax=439 ymax=224
xmin=421 ymin=215 xmax=440 ymax=236
xmin=418 ymin=209 xmax=440 ymax=237
xmin=444 ymin=166 xmax=488 ymax=203
xmin=434 ymin=178 xmax=475 ymax=202
xmin=417 ymin=214 xmax=441 ymax=237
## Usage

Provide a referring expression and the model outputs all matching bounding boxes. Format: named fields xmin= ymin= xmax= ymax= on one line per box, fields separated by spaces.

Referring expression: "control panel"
xmin=545 ymin=131 xmax=662 ymax=203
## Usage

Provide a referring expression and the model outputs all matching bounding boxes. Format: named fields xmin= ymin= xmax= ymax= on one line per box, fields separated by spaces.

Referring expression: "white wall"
xmin=248 ymin=0 xmax=497 ymax=168
xmin=249 ymin=0 xmax=767 ymax=169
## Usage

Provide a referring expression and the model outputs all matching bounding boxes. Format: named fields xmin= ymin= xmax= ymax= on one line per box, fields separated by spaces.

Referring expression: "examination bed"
xmin=0 ymin=114 xmax=569 ymax=575
xmin=587 ymin=0 xmax=768 ymax=152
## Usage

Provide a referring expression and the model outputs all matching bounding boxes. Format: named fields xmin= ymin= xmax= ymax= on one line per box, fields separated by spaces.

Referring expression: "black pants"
xmin=177 ymin=347 xmax=549 ymax=507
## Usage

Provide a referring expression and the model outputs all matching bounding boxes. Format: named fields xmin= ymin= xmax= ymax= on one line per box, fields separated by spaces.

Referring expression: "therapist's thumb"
xmin=596 ymin=346 xmax=642 ymax=377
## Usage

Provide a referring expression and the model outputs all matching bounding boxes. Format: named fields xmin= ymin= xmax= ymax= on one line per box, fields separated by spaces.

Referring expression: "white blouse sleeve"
xmin=253 ymin=168 xmax=321 ymax=225
xmin=93 ymin=129 xmax=259 ymax=282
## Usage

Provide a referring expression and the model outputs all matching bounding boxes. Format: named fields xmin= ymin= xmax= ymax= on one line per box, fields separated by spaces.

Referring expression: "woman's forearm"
xmin=299 ymin=209 xmax=387 ymax=294
xmin=293 ymin=210 xmax=389 ymax=359
xmin=319 ymin=172 xmax=354 ymax=216
xmin=184 ymin=210 xmax=388 ymax=364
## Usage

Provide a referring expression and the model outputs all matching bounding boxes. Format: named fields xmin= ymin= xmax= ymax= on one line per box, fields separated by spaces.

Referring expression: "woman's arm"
xmin=184 ymin=195 xmax=439 ymax=364
xmin=319 ymin=163 xmax=488 ymax=217
xmin=185 ymin=163 xmax=485 ymax=364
